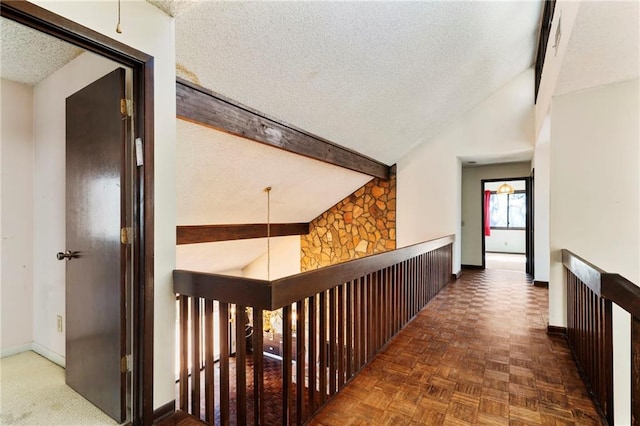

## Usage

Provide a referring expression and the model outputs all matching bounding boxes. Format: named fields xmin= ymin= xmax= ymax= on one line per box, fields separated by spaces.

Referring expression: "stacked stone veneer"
xmin=301 ymin=168 xmax=396 ymax=271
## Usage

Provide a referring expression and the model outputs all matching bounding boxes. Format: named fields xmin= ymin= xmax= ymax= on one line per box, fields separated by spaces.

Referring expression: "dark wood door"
xmin=65 ymin=68 xmax=127 ymax=422
xmin=525 ymin=175 xmax=534 ymax=275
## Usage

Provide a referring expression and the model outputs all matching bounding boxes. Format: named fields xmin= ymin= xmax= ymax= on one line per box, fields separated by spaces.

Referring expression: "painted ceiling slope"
xmin=175 ymin=1 xmax=543 ymax=166
xmin=176 ymin=119 xmax=372 ymax=226
xmin=177 ymin=238 xmax=272 ymax=275
xmin=555 ymin=1 xmax=639 ymax=96
xmin=0 ymin=17 xmax=83 ymax=85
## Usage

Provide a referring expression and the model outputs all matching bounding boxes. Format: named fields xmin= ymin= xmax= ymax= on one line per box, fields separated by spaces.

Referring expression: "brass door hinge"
xmin=121 ymin=354 xmax=131 ymax=373
xmin=120 ymin=99 xmax=133 ymax=117
xmin=120 ymin=227 xmax=132 ymax=244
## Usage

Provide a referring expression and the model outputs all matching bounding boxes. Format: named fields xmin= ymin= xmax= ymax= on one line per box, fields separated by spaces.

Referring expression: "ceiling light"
xmin=496 ymin=183 xmax=515 ymax=195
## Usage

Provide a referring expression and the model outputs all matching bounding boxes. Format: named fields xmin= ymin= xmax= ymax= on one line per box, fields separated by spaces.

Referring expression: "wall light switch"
xmin=57 ymin=315 xmax=63 ymax=333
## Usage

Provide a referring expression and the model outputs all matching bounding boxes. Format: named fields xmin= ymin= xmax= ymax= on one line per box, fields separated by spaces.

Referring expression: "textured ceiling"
xmin=176 ymin=119 xmax=372 ymax=226
xmin=146 ymin=0 xmax=201 ymax=18
xmin=0 ymin=17 xmax=83 ymax=86
xmin=175 ymin=1 xmax=543 ymax=165
xmin=555 ymin=2 xmax=639 ymax=96
xmin=176 ymin=119 xmax=372 ymax=273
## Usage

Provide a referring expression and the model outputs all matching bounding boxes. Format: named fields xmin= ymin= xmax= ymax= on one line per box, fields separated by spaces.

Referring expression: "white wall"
xmin=397 ymin=69 xmax=535 ymax=273
xmin=1 ymin=79 xmax=34 ymax=357
xmin=32 ymin=1 xmax=176 ymax=408
xmin=31 ymin=52 xmax=121 ymax=367
xmin=550 ymin=79 xmax=639 ymax=425
xmin=460 ymin=164 xmax=531 ymax=266
xmin=485 ymin=230 xmax=525 ymax=254
xmin=533 ymin=116 xmax=550 ymax=283
xmin=242 ymin=236 xmax=301 ymax=280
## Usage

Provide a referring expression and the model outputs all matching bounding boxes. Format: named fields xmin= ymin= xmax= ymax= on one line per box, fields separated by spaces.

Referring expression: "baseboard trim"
xmin=451 ymin=270 xmax=462 ymax=281
xmin=547 ymin=325 xmax=567 ymax=335
xmin=153 ymin=400 xmax=176 ymax=423
xmin=0 ymin=343 xmax=32 ymax=359
xmin=533 ymin=280 xmax=549 ymax=288
xmin=461 ymin=264 xmax=484 ymax=270
xmin=31 ymin=342 xmax=65 ymax=367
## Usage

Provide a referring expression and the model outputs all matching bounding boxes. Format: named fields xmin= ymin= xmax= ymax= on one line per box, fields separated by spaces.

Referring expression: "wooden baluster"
xmin=204 ymin=300 xmax=215 ymax=423
xmin=296 ymin=300 xmax=306 ymax=425
xmin=378 ymin=271 xmax=383 ymax=349
xmin=391 ymin=267 xmax=396 ymax=336
xmin=367 ymin=274 xmax=374 ymax=360
xmin=282 ymin=305 xmax=293 ymax=426
xmin=396 ymin=265 xmax=401 ymax=323
xmin=381 ymin=270 xmax=387 ymax=343
xmin=632 ymin=316 xmax=640 ymax=426
xmin=337 ymin=285 xmax=345 ymax=390
xmin=360 ymin=276 xmax=367 ymax=367
xmin=424 ymin=253 xmax=429 ymax=303
xmin=318 ymin=292 xmax=327 ymax=406
xmin=329 ymin=287 xmax=337 ymax=396
xmin=219 ymin=302 xmax=230 ymax=426
xmin=346 ymin=281 xmax=353 ymax=380
xmin=411 ymin=257 xmax=420 ymax=318
xmin=235 ymin=305 xmax=247 ymax=426
xmin=604 ymin=299 xmax=613 ymax=425
xmin=191 ymin=298 xmax=201 ymax=418
xmin=388 ymin=267 xmax=394 ymax=337
xmin=253 ymin=308 xmax=264 ymax=426
xmin=308 ymin=295 xmax=317 ymax=416
xmin=418 ymin=255 xmax=423 ymax=308
xmin=373 ymin=271 xmax=379 ymax=353
xmin=353 ymin=279 xmax=361 ymax=373
xmin=179 ymin=295 xmax=189 ymax=412
xmin=408 ymin=259 xmax=412 ymax=321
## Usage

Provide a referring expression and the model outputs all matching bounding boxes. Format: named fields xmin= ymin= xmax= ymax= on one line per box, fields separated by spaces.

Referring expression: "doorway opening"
xmin=481 ymin=177 xmax=533 ymax=274
xmin=1 ymin=3 xmax=155 ymax=424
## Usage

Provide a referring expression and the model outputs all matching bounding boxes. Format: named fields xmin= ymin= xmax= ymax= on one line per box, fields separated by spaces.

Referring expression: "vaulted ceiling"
xmin=172 ymin=1 xmax=543 ymax=166
xmin=167 ymin=1 xmax=546 ymax=273
xmin=6 ymin=1 xmax=636 ymax=275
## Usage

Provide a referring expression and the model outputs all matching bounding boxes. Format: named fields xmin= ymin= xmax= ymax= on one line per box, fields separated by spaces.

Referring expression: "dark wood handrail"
xmin=562 ymin=249 xmax=640 ymax=318
xmin=174 ymin=234 xmax=454 ymax=310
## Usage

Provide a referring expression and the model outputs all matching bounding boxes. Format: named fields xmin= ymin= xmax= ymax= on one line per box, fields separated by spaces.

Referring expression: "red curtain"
xmin=484 ymin=190 xmax=492 ymax=236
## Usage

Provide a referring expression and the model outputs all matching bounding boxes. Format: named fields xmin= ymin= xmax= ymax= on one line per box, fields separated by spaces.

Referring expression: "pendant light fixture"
xmin=496 ymin=182 xmax=515 ymax=195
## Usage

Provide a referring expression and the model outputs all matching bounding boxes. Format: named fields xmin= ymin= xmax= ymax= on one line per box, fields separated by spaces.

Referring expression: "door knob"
xmin=56 ymin=251 xmax=78 ymax=261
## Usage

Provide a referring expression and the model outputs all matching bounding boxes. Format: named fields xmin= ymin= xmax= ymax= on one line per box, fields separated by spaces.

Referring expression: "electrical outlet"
xmin=57 ymin=315 xmax=63 ymax=333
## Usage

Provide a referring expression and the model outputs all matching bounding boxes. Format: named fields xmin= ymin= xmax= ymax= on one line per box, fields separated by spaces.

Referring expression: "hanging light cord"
xmin=265 ymin=187 xmax=272 ymax=280
xmin=116 ymin=0 xmax=122 ymax=34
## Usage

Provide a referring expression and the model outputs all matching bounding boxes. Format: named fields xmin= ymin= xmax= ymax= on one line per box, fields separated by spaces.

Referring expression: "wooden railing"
xmin=174 ymin=235 xmax=454 ymax=425
xmin=562 ymin=249 xmax=640 ymax=426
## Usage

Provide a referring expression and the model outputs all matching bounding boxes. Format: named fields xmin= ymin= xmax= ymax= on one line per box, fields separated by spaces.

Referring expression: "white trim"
xmin=0 ymin=343 xmax=32 ymax=359
xmin=32 ymin=342 xmax=65 ymax=367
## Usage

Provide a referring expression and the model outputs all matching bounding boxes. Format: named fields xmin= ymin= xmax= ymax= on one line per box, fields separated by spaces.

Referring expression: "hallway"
xmin=308 ymin=269 xmax=602 ymax=425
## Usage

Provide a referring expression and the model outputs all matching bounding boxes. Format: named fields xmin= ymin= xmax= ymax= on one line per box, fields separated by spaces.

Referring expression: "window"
xmin=489 ymin=192 xmax=526 ymax=229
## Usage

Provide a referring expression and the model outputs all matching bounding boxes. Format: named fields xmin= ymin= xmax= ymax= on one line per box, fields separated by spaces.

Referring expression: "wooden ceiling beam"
xmin=177 ymin=223 xmax=310 ymax=245
xmin=176 ymin=78 xmax=390 ymax=180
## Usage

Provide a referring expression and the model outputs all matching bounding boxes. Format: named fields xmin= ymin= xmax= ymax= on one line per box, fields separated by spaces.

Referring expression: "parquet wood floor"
xmin=308 ymin=269 xmax=602 ymax=425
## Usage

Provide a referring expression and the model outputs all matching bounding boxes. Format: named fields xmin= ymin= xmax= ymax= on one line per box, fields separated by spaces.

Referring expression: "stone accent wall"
xmin=301 ymin=168 xmax=396 ymax=271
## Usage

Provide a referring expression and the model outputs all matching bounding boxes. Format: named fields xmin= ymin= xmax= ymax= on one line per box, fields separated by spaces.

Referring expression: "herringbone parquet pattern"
xmin=308 ymin=269 xmax=602 ymax=425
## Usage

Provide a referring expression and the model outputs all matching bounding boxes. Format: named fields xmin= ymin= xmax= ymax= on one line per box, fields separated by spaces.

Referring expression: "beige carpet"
xmin=485 ymin=252 xmax=526 ymax=272
xmin=0 ymin=351 xmax=118 ymax=425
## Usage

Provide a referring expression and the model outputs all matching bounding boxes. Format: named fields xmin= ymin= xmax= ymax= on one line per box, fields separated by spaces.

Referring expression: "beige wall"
xmin=397 ymin=69 xmax=535 ymax=273
xmin=243 ymin=236 xmax=301 ymax=280
xmin=0 ymin=79 xmax=34 ymax=357
xmin=550 ymin=78 xmax=639 ymax=424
